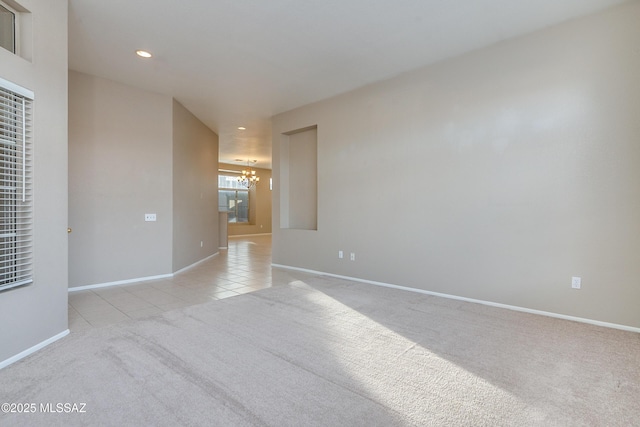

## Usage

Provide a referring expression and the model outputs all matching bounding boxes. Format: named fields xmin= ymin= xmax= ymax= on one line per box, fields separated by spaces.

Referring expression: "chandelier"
xmin=237 ymin=160 xmax=260 ymax=189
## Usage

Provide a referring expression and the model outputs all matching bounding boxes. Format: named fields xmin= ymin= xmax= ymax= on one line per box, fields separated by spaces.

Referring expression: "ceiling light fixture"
xmin=237 ymin=126 xmax=246 ymax=130
xmin=135 ymin=50 xmax=152 ymax=58
xmin=237 ymin=160 xmax=260 ymax=189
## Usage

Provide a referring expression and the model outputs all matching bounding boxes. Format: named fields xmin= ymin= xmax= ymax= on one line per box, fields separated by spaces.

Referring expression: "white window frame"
xmin=218 ymin=173 xmax=250 ymax=224
xmin=0 ymin=0 xmax=20 ymax=55
xmin=0 ymin=77 xmax=33 ymax=291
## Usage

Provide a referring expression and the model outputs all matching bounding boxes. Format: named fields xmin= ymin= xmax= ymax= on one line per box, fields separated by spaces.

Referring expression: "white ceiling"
xmin=68 ymin=0 xmax=626 ymax=169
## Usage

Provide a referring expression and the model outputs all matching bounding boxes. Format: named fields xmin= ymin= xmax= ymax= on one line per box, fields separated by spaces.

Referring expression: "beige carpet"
xmin=1 ymin=276 xmax=638 ymax=426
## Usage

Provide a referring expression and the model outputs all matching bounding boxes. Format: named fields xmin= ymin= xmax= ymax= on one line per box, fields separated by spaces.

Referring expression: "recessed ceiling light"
xmin=237 ymin=126 xmax=246 ymax=130
xmin=136 ymin=50 xmax=152 ymax=58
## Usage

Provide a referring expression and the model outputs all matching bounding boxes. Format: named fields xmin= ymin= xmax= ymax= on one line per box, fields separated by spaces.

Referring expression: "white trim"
xmin=271 ymin=264 xmax=640 ymax=334
xmin=173 ymin=252 xmax=219 ymax=275
xmin=0 ymin=76 xmax=34 ymax=99
xmin=68 ymin=253 xmax=221 ymax=292
xmin=0 ymin=0 xmax=20 ymax=55
xmin=229 ymin=233 xmax=272 ymax=238
xmin=68 ymin=274 xmax=173 ymax=292
xmin=0 ymin=329 xmax=69 ymax=370
xmin=21 ymin=96 xmax=25 ymax=201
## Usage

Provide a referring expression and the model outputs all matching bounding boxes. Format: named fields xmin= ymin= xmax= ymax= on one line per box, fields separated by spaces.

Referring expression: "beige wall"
xmin=69 ymin=74 xmax=220 ymax=287
xmin=273 ymin=2 xmax=640 ymax=328
xmin=68 ymin=71 xmax=173 ymax=287
xmin=281 ymin=127 xmax=317 ymax=230
xmin=0 ymin=0 xmax=68 ymax=362
xmin=218 ymin=163 xmax=272 ymax=236
xmin=172 ymin=100 xmax=219 ymax=271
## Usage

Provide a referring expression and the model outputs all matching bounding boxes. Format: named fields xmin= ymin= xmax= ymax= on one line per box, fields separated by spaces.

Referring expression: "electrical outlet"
xmin=571 ymin=276 xmax=581 ymax=289
xmin=145 ymin=213 xmax=156 ymax=222
xmin=338 ymin=250 xmax=343 ymax=259
xmin=350 ymin=252 xmax=356 ymax=261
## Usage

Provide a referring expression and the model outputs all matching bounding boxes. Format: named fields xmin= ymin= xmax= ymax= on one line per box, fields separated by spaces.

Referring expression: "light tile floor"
xmin=68 ymin=235 xmax=305 ymax=332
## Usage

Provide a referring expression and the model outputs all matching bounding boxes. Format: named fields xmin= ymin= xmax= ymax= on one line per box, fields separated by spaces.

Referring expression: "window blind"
xmin=0 ymin=80 xmax=33 ymax=291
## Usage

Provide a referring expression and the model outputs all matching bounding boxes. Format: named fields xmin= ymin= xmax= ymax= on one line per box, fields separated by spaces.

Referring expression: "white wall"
xmin=0 ymin=0 xmax=68 ymax=363
xmin=273 ymin=2 xmax=640 ymax=329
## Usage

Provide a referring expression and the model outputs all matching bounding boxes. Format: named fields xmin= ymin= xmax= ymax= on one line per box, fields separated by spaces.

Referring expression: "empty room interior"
xmin=0 ymin=0 xmax=639 ymax=425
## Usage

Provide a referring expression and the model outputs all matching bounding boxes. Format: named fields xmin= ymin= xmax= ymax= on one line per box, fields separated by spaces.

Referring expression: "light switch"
xmin=571 ymin=276 xmax=581 ymax=289
xmin=145 ymin=213 xmax=157 ymax=222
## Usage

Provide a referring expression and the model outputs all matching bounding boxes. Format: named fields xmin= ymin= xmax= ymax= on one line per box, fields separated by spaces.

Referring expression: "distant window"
xmin=0 ymin=2 xmax=16 ymax=54
xmin=0 ymin=78 xmax=33 ymax=291
xmin=218 ymin=175 xmax=249 ymax=223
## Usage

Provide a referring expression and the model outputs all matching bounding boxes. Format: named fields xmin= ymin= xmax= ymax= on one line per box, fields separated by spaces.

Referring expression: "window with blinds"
xmin=0 ymin=78 xmax=33 ymax=291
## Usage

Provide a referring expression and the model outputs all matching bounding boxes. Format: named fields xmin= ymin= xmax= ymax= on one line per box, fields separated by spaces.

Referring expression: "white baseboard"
xmin=68 ymin=253 xmax=220 ymax=293
xmin=229 ymin=233 xmax=272 ymax=238
xmin=0 ymin=329 xmax=69 ymax=370
xmin=173 ymin=252 xmax=219 ymax=275
xmin=272 ymin=263 xmax=640 ymax=334
xmin=68 ymin=273 xmax=174 ymax=292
